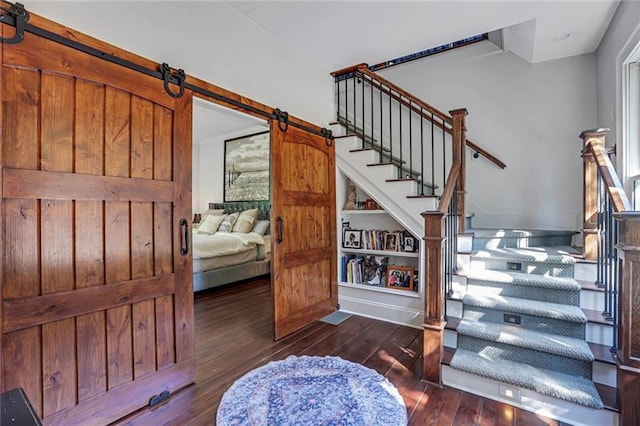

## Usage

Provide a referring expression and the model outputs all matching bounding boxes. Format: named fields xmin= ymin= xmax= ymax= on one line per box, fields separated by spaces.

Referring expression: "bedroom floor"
xmin=114 ymin=278 xmax=569 ymax=426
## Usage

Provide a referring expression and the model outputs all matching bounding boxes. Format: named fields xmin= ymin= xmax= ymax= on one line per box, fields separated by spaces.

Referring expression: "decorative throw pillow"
xmin=200 ymin=208 xmax=225 ymax=224
xmin=232 ymin=209 xmax=259 ymax=233
xmin=197 ymin=213 xmax=225 ymax=235
xmin=251 ymin=220 xmax=270 ymax=236
xmin=217 ymin=212 xmax=239 ymax=233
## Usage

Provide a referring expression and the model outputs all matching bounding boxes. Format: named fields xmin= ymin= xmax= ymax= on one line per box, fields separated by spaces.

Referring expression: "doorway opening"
xmin=191 ymin=95 xmax=272 ymax=291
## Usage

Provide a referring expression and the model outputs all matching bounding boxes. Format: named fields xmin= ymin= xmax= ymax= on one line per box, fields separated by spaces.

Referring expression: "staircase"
xmin=329 ymin=64 xmax=631 ymax=425
xmin=445 ymin=234 xmax=618 ymax=425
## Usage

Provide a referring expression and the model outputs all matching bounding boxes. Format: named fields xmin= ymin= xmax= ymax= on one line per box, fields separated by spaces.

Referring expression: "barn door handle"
xmin=276 ymin=216 xmax=284 ymax=243
xmin=180 ymin=218 xmax=189 ymax=255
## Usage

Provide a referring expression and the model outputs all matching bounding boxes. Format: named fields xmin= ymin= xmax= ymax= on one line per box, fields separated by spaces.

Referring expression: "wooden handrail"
xmin=332 ymin=64 xmax=507 ymax=169
xmin=587 ymin=141 xmax=631 ymax=212
xmin=329 ymin=63 xmax=368 ymax=77
xmin=438 ymin=162 xmax=461 ymax=213
xmin=466 ymin=140 xmax=507 ymax=169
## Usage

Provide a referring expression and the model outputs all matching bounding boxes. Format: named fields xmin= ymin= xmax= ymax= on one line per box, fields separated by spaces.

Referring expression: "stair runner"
xmin=449 ymin=247 xmax=604 ymax=409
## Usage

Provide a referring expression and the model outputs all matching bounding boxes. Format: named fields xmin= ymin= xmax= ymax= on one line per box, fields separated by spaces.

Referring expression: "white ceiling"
xmin=230 ymin=0 xmax=620 ymax=68
xmin=192 ymin=97 xmax=267 ymax=144
xmin=25 ymin=1 xmax=620 ymax=141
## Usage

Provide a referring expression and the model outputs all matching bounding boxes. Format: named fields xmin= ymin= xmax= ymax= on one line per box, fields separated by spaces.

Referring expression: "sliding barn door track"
xmin=0 ymin=1 xmax=333 ymax=141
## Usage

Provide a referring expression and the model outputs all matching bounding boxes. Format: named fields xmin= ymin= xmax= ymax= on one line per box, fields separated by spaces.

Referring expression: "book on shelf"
xmin=341 ymin=255 xmax=389 ymax=287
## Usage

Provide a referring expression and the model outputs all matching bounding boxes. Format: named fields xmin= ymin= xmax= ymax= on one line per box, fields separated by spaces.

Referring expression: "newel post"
xmin=580 ymin=128 xmax=609 ymax=260
xmin=450 ymin=108 xmax=468 ymax=233
xmin=614 ymin=212 xmax=640 ymax=425
xmin=421 ymin=211 xmax=446 ymax=384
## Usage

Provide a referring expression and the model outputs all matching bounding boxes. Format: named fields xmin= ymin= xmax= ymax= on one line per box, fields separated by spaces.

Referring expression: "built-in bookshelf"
xmin=340 ymin=208 xmax=420 ymax=297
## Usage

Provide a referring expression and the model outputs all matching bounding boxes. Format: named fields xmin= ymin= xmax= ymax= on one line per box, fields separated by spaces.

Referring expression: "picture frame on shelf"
xmin=403 ymin=234 xmax=416 ymax=252
xmin=343 ymin=229 xmax=362 ymax=249
xmin=384 ymin=233 xmax=398 ymax=251
xmin=386 ymin=265 xmax=414 ymax=290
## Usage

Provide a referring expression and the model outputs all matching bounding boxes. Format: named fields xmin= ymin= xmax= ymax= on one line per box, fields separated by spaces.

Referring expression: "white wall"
xmin=596 ymin=0 xmax=640 ymax=185
xmin=379 ymin=41 xmax=597 ymax=230
xmin=192 ymin=143 xmax=201 ymax=213
xmin=27 ymin=1 xmax=334 ymax=127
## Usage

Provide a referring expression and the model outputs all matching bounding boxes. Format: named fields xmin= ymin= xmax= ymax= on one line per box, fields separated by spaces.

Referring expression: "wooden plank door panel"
xmin=0 ymin=14 xmax=194 ymax=425
xmin=271 ymin=125 xmax=337 ymax=339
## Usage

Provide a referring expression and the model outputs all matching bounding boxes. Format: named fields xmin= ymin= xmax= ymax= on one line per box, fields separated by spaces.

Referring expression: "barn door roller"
xmin=0 ymin=2 xmax=28 ymax=44
xmin=161 ymin=63 xmax=186 ymax=98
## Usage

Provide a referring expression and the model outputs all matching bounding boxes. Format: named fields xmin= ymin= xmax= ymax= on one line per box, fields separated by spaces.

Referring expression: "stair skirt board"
xmin=442 ymin=365 xmax=617 ymax=426
xmin=449 ymin=349 xmax=603 ymax=409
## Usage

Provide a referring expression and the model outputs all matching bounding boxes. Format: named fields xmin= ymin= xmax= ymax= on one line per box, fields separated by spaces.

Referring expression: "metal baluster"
xmin=370 ymin=76 xmax=374 ymax=150
xmin=399 ymin=95 xmax=403 ymax=178
xmin=606 ymin=196 xmax=614 ymax=322
xmin=389 ymin=88 xmax=392 ymax=163
xmin=345 ymin=77 xmax=349 ymax=131
xmin=409 ymin=100 xmax=413 ymax=179
xmin=442 ymin=119 xmax=446 ymax=194
xmin=353 ymin=74 xmax=358 ymax=146
xmin=361 ymin=74 xmax=365 ymax=144
xmin=379 ymin=82 xmax=383 ymax=163
xmin=420 ymin=108 xmax=424 ymax=196
xmin=431 ymin=114 xmax=435 ymax=196
xmin=611 ymin=217 xmax=619 ymax=353
xmin=596 ymin=171 xmax=603 ymax=289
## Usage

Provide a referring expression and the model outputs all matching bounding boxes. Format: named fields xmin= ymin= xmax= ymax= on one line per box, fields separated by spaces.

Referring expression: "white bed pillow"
xmin=200 ymin=208 xmax=225 ymax=224
xmin=218 ymin=212 xmax=240 ymax=233
xmin=251 ymin=220 xmax=270 ymax=236
xmin=232 ymin=208 xmax=259 ymax=233
xmin=197 ymin=213 xmax=225 ymax=235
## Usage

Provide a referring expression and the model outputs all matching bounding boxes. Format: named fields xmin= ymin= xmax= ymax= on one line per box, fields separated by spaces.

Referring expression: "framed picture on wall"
xmin=224 ymin=131 xmax=270 ymax=202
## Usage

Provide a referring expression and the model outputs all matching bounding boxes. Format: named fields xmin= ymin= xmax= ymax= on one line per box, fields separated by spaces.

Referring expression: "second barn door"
xmin=270 ymin=123 xmax=337 ymax=340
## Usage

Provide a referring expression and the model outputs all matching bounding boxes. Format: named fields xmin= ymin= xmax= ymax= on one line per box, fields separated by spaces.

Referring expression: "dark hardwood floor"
xmin=115 ymin=278 xmax=568 ymax=426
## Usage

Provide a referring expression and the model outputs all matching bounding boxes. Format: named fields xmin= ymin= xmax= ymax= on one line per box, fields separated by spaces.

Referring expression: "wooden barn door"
xmin=0 ymin=14 xmax=194 ymax=425
xmin=271 ymin=124 xmax=337 ymax=339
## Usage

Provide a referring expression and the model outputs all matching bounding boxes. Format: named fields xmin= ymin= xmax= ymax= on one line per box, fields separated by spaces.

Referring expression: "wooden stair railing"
xmin=581 ymin=129 xmax=639 ymax=426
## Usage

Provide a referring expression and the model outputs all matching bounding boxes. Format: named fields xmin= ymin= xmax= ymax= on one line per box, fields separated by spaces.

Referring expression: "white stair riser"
xmin=457 ymin=234 xmax=474 ymax=253
xmin=575 ymin=262 xmax=597 ymax=282
xmin=386 ymin=179 xmax=418 ymax=195
xmin=444 ymin=329 xmax=457 ymax=348
xmin=330 ymin=122 xmax=346 ymax=136
xmin=593 ymin=361 xmax=616 ymax=387
xmin=586 ymin=322 xmax=614 ymax=347
xmin=580 ymin=290 xmax=605 ymax=311
xmin=457 ymin=253 xmax=470 ymax=273
xmin=442 ymin=366 xmax=618 ymax=426
xmin=446 ymin=299 xmax=463 ymax=318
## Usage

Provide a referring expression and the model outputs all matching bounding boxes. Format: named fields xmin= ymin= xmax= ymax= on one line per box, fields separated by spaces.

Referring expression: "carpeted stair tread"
xmin=465 ymin=269 xmax=581 ymax=291
xmin=457 ymin=319 xmax=594 ymax=361
xmin=472 ymin=247 xmax=576 ymax=265
xmin=449 ymin=349 xmax=604 ymax=409
xmin=463 ymin=294 xmax=587 ymax=323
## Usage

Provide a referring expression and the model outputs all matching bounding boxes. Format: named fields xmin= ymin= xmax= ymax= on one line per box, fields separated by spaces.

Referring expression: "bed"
xmin=192 ymin=201 xmax=271 ymax=292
